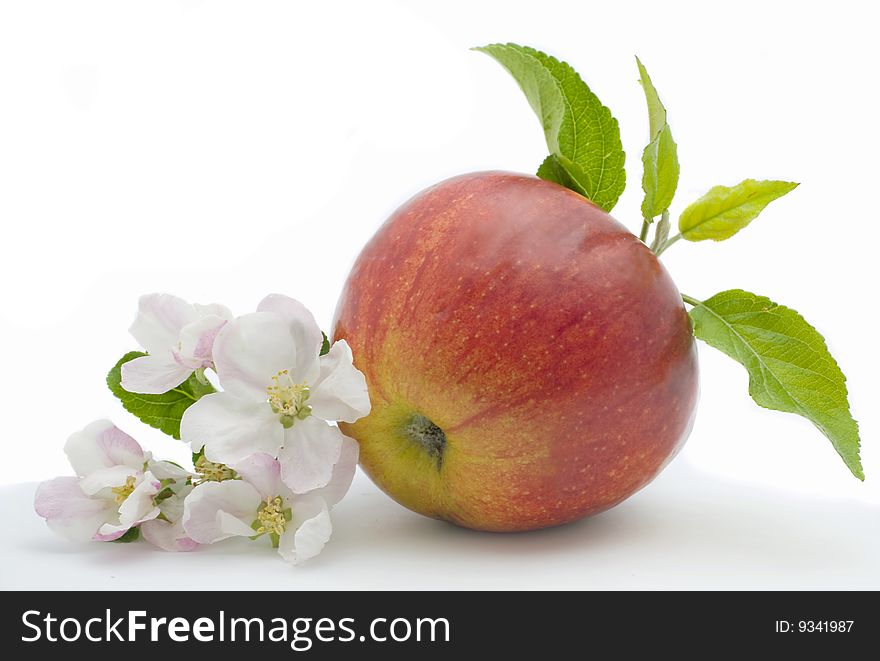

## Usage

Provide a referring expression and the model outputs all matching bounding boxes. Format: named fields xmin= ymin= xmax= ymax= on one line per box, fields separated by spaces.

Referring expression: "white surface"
xmin=1 ymin=1 xmax=879 ymax=589
xmin=3 ymin=459 xmax=878 ymax=590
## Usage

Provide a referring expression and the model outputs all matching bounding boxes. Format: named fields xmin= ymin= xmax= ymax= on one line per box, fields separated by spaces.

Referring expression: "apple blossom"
xmin=34 ymin=420 xmax=163 ymax=542
xmin=121 ymin=293 xmax=232 ymax=394
xmin=193 ymin=453 xmax=238 ymax=484
xmin=180 ymin=294 xmax=370 ymax=493
xmin=182 ymin=450 xmax=357 ymax=564
xmin=141 ymin=483 xmax=199 ymax=552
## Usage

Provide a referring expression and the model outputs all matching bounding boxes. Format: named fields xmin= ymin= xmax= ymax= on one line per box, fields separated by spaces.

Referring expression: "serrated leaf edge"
xmin=679 ymin=179 xmax=799 ymax=242
xmin=474 ymin=42 xmax=625 ymax=211
xmin=689 ymin=291 xmax=863 ymax=479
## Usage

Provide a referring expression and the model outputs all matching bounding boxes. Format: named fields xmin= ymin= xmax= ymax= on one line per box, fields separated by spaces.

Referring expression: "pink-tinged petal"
xmin=277 ymin=496 xmax=332 ymax=565
xmin=278 ymin=416 xmax=345 ymax=494
xmin=141 ymin=519 xmax=200 ymax=552
xmin=177 ymin=536 xmax=200 ymax=552
xmin=307 ymin=434 xmax=359 ymax=508
xmin=64 ymin=420 xmax=145 ymax=476
xmin=34 ymin=477 xmax=115 ymax=543
xmin=129 ymin=293 xmax=198 ymax=354
xmin=79 ymin=465 xmax=138 ymax=496
xmin=257 ymin=294 xmax=323 ymax=383
xmin=233 ymin=453 xmax=284 ymax=501
xmin=115 ymin=471 xmax=162 ymax=528
xmin=177 ymin=314 xmax=229 ymax=365
xmin=212 ymin=312 xmax=298 ymax=400
xmin=180 ymin=392 xmax=284 ymax=464
xmin=93 ymin=528 xmax=129 ymax=542
xmin=309 ymin=340 xmax=371 ymax=423
xmin=121 ymin=354 xmax=193 ymax=394
xmin=182 ymin=480 xmax=261 ymax=544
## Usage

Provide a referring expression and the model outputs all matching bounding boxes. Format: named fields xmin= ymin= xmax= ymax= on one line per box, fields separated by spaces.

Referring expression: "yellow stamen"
xmin=111 ymin=475 xmax=137 ymax=505
xmin=194 ymin=455 xmax=236 ymax=483
xmin=254 ymin=496 xmax=287 ymax=536
xmin=266 ymin=370 xmax=311 ymax=427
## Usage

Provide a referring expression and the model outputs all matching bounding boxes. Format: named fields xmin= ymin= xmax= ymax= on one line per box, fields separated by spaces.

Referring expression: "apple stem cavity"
xmin=404 ymin=414 xmax=447 ymax=468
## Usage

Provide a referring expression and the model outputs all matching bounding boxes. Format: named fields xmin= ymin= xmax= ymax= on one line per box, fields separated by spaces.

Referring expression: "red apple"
xmin=333 ymin=172 xmax=698 ymax=532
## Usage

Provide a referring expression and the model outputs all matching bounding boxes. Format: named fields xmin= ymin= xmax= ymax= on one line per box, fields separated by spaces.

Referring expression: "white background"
xmin=1 ymin=1 xmax=878 ymax=589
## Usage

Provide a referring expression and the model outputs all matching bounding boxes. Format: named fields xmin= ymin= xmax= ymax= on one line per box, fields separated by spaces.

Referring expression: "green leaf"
xmin=687 ymin=289 xmax=863 ymax=479
xmin=107 ymin=351 xmax=215 ymax=440
xmin=536 ymin=154 xmax=591 ymax=198
xmin=636 ymin=57 xmax=679 ymax=220
xmin=636 ymin=57 xmax=665 ymax=138
xmin=320 ymin=332 xmax=330 ymax=356
xmin=537 ymin=154 xmax=567 ymax=187
xmin=642 ymin=125 xmax=679 ymax=221
xmin=112 ymin=527 xmax=141 ymax=543
xmin=475 ymin=43 xmax=625 ymax=211
xmin=679 ymin=179 xmax=798 ymax=242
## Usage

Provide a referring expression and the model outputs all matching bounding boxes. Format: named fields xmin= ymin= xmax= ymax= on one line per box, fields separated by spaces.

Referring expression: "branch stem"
xmin=655 ymin=233 xmax=682 ymax=256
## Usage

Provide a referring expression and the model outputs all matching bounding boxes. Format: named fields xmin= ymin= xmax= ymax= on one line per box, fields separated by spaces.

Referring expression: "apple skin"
xmin=333 ymin=171 xmax=698 ymax=532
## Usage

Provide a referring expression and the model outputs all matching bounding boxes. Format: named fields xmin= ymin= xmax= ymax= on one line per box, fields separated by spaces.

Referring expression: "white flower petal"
xmin=129 ymin=293 xmax=198 ymax=354
xmin=78 ymin=465 xmax=138 ymax=496
xmin=257 ymin=294 xmax=323 ymax=383
xmin=233 ymin=453 xmax=284 ymax=501
xmin=278 ymin=416 xmax=345 ymax=494
xmin=193 ymin=303 xmax=233 ymax=321
xmin=147 ymin=459 xmax=192 ymax=482
xmin=257 ymin=294 xmax=324 ymax=383
xmin=278 ymin=496 xmax=332 ymax=565
xmin=64 ymin=420 xmax=145 ymax=476
xmin=177 ymin=314 xmax=229 ymax=366
xmin=218 ymin=510 xmax=259 ymax=537
xmin=96 ymin=515 xmax=156 ymax=541
xmin=180 ymin=392 xmax=284 ymax=464
xmin=212 ymin=312 xmax=298 ymax=400
xmin=141 ymin=518 xmax=199 ymax=552
xmin=114 ymin=471 xmax=162 ymax=529
xmin=34 ymin=477 xmax=115 ymax=543
xmin=92 ymin=525 xmax=130 ymax=542
xmin=121 ymin=353 xmax=193 ymax=394
xmin=307 ymin=434 xmax=359 ymax=508
xmin=182 ymin=480 xmax=262 ymax=543
xmin=203 ymin=367 xmax=222 ymax=390
xmin=309 ymin=340 xmax=371 ymax=423
xmin=157 ymin=484 xmax=193 ymax=523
